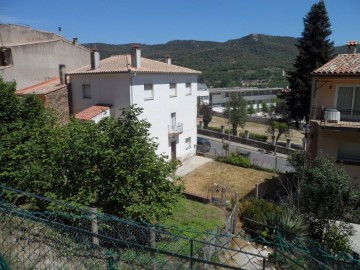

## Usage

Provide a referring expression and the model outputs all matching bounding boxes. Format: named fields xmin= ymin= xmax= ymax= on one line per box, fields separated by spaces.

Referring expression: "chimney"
xmin=131 ymin=44 xmax=141 ymax=68
xmin=347 ymin=41 xmax=358 ymax=54
xmin=59 ymin=64 xmax=66 ymax=85
xmin=72 ymin=37 xmax=78 ymax=45
xmin=91 ymin=50 xmax=100 ymax=70
xmin=164 ymin=55 xmax=171 ymax=65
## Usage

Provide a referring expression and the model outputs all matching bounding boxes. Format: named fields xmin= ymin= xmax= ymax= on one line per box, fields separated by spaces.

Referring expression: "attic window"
xmin=0 ymin=48 xmax=11 ymax=66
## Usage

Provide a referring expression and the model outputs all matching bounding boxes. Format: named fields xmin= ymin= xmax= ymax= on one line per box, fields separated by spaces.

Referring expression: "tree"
xmin=289 ymin=153 xmax=358 ymax=242
xmin=0 ymin=85 xmax=183 ymax=222
xmin=224 ymin=93 xmax=247 ymax=135
xmin=268 ymin=120 xmax=289 ymax=145
xmin=198 ymin=103 xmax=213 ymax=128
xmin=285 ymin=0 xmax=334 ymax=125
xmin=260 ymin=101 xmax=269 ymax=114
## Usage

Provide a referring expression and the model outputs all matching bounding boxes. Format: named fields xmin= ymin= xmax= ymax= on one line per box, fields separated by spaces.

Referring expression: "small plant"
xmin=216 ymin=153 xmax=250 ymax=168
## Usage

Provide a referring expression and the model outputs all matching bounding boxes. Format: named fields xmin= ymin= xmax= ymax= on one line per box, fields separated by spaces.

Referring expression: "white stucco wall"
xmin=91 ymin=108 xmax=111 ymax=123
xmin=70 ymin=72 xmax=198 ymax=161
xmin=70 ymin=73 xmax=131 ymax=118
xmin=131 ymin=74 xmax=198 ymax=161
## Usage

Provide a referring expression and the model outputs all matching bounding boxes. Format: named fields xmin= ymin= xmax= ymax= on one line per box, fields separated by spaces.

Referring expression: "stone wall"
xmin=44 ymin=86 xmax=70 ymax=124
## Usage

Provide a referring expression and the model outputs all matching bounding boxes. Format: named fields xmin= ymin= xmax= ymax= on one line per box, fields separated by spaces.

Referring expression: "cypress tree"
xmin=285 ymin=0 xmax=334 ymax=125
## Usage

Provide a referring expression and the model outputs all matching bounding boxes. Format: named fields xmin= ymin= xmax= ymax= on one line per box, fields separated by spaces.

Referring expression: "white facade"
xmin=69 ymin=54 xmax=199 ymax=161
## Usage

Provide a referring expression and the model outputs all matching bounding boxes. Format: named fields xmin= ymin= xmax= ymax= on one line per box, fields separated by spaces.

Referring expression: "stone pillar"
xmin=199 ymin=121 xmax=203 ymax=129
xmin=286 ymin=139 xmax=291 ymax=149
xmin=244 ymin=130 xmax=249 ymax=140
xmin=271 ymin=135 xmax=276 ymax=146
xmin=221 ymin=125 xmax=225 ymax=134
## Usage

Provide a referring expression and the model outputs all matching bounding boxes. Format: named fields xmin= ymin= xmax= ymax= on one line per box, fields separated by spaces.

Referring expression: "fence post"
xmin=91 ymin=207 xmax=99 ymax=246
xmin=232 ymin=193 xmax=238 ymax=234
xmin=199 ymin=121 xmax=203 ymax=129
xmin=286 ymin=138 xmax=291 ymax=149
xmin=150 ymin=227 xmax=157 ymax=269
xmin=221 ymin=125 xmax=225 ymax=134
xmin=244 ymin=130 xmax=249 ymax=140
xmin=256 ymin=184 xmax=259 ymax=200
xmin=190 ymin=239 xmax=194 ymax=269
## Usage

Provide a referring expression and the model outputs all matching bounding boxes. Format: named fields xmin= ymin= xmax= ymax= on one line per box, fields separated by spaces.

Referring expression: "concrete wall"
xmin=70 ymin=72 xmax=198 ymax=161
xmin=0 ymin=25 xmax=90 ymax=89
xmin=316 ymin=128 xmax=360 ymax=186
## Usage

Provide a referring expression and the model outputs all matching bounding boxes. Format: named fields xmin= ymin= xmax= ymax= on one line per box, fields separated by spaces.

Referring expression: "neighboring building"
xmin=68 ymin=46 xmax=201 ymax=161
xmin=197 ymin=83 xmax=209 ymax=105
xmin=308 ymin=41 xmax=360 ymax=186
xmin=0 ymin=24 xmax=90 ymax=90
xmin=209 ymin=87 xmax=281 ymax=110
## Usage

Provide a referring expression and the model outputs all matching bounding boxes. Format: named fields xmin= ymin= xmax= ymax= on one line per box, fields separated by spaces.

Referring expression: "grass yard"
xmin=202 ymin=116 xmax=304 ymax=145
xmin=183 ymin=161 xmax=276 ymax=200
xmin=162 ymin=197 xmax=225 ymax=232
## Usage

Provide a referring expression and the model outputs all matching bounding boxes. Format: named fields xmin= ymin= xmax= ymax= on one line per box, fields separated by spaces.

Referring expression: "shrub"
xmin=239 ymin=132 xmax=268 ymax=142
xmin=216 ymin=153 xmax=251 ymax=168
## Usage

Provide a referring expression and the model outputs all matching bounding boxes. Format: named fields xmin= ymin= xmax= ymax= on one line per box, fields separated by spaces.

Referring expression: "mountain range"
xmin=86 ymin=34 xmax=347 ymax=88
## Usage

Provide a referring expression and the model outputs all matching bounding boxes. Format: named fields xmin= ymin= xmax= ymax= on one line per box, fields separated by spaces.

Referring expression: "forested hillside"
xmin=85 ymin=34 xmax=345 ymax=88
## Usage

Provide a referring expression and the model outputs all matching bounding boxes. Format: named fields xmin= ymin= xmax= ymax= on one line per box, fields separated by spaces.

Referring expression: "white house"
xmin=68 ymin=46 xmax=201 ymax=161
xmin=197 ymin=83 xmax=209 ymax=105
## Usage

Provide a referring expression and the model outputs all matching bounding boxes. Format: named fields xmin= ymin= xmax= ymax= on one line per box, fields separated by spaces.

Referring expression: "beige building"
xmin=308 ymin=41 xmax=360 ymax=186
xmin=0 ymin=24 xmax=91 ymax=123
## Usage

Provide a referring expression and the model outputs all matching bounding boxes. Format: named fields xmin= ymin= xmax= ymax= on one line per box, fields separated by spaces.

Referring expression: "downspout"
xmin=129 ymin=71 xmax=136 ymax=106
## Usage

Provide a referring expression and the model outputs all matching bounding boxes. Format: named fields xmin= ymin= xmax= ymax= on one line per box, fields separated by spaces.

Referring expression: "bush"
xmin=239 ymin=198 xmax=282 ymax=233
xmin=239 ymin=132 xmax=268 ymax=142
xmin=216 ymin=153 xmax=251 ymax=168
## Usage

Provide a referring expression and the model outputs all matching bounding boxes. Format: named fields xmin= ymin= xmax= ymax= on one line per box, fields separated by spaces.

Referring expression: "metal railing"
xmin=168 ymin=123 xmax=183 ymax=135
xmin=311 ymin=106 xmax=360 ymax=127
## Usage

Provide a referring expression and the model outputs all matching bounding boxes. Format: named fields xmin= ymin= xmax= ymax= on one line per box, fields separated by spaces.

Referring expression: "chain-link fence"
xmin=1 ymin=185 xmax=359 ymax=269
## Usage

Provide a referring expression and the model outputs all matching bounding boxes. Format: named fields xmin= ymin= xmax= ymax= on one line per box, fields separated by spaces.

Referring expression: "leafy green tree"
xmin=198 ymin=103 xmax=213 ymax=128
xmin=288 ymin=153 xmax=358 ymax=243
xmin=268 ymin=120 xmax=289 ymax=145
xmin=247 ymin=105 xmax=255 ymax=115
xmin=224 ymin=93 xmax=247 ymax=135
xmin=260 ymin=101 xmax=269 ymax=114
xmin=285 ymin=0 xmax=334 ymax=124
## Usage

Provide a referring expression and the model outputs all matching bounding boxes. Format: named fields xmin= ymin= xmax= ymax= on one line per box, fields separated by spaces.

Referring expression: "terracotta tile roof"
xmin=313 ymin=54 xmax=360 ymax=75
xmin=68 ymin=55 xmax=201 ymax=75
xmin=16 ymin=78 xmax=67 ymax=95
xmin=75 ymin=105 xmax=111 ymax=121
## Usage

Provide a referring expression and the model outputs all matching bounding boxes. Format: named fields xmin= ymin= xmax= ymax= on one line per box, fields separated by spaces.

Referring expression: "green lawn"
xmin=162 ymin=197 xmax=225 ymax=232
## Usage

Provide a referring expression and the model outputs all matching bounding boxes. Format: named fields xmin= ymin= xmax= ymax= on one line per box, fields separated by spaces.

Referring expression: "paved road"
xmin=198 ymin=136 xmax=293 ymax=173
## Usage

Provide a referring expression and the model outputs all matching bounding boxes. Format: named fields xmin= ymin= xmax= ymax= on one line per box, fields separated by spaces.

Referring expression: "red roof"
xmin=68 ymin=55 xmax=201 ymax=75
xmin=75 ymin=105 xmax=111 ymax=121
xmin=313 ymin=54 xmax=360 ymax=75
xmin=16 ymin=78 xmax=66 ymax=95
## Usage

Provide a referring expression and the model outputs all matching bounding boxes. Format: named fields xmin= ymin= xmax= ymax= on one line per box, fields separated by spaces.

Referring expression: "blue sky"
xmin=1 ymin=0 xmax=359 ymax=46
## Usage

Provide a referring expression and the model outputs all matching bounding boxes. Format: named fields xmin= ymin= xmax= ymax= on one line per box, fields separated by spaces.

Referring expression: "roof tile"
xmin=313 ymin=54 xmax=360 ymax=75
xmin=68 ymin=55 xmax=201 ymax=75
xmin=74 ymin=105 xmax=111 ymax=121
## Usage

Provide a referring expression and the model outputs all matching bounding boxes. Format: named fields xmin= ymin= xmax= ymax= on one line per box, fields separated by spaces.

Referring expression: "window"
xmin=0 ymin=48 xmax=11 ymax=66
xmin=336 ymin=86 xmax=360 ymax=120
xmin=338 ymin=142 xmax=360 ymax=164
xmin=185 ymin=82 xmax=192 ymax=95
xmin=169 ymin=83 xmax=177 ymax=97
xmin=224 ymin=92 xmax=230 ymax=98
xmin=185 ymin=137 xmax=191 ymax=150
xmin=144 ymin=84 xmax=154 ymax=100
xmin=271 ymin=90 xmax=278 ymax=95
xmin=82 ymin=84 xmax=91 ymax=99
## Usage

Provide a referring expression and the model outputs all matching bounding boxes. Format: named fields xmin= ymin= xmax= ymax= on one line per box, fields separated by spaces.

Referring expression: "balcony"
xmin=168 ymin=123 xmax=183 ymax=136
xmin=311 ymin=106 xmax=360 ymax=128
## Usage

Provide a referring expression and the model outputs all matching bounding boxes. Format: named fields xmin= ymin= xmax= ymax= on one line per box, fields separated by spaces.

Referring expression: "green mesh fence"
xmin=0 ymin=185 xmax=359 ymax=270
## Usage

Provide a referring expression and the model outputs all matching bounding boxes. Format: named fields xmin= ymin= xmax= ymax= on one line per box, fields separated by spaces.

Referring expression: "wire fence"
xmin=0 ymin=185 xmax=359 ymax=270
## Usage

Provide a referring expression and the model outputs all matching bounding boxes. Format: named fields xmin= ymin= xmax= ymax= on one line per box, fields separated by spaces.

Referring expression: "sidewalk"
xmin=176 ymin=156 xmax=213 ymax=177
xmin=198 ymin=134 xmax=289 ymax=159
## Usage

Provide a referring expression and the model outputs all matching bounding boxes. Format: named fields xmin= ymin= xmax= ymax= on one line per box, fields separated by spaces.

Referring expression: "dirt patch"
xmin=183 ymin=161 xmax=275 ymax=200
xmin=201 ymin=116 xmax=304 ymax=145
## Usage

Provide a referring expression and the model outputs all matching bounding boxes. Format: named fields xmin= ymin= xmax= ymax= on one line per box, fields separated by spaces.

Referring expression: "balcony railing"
xmin=168 ymin=123 xmax=183 ymax=135
xmin=311 ymin=106 xmax=360 ymax=127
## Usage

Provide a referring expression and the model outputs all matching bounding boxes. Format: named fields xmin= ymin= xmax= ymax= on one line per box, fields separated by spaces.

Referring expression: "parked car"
xmin=197 ymin=137 xmax=211 ymax=153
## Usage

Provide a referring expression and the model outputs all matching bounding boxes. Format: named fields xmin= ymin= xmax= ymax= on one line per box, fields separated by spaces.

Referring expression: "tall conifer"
xmin=285 ymin=0 xmax=334 ymax=124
